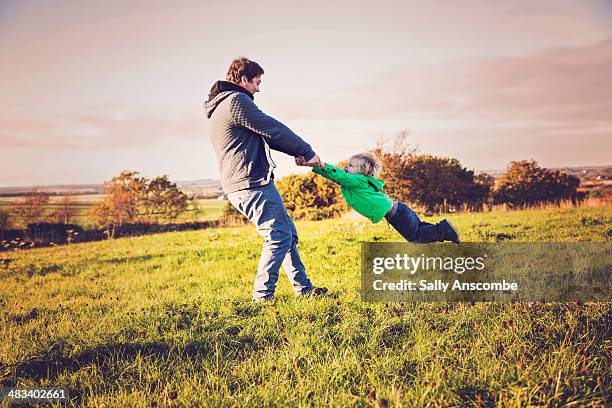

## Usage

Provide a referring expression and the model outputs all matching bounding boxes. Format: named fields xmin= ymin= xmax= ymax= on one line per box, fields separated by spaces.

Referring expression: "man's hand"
xmin=295 ymin=154 xmax=323 ymax=168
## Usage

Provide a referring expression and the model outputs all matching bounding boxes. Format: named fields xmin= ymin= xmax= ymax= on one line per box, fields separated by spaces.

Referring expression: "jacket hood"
xmin=203 ymin=80 xmax=253 ymax=119
xmin=365 ymin=175 xmax=385 ymax=191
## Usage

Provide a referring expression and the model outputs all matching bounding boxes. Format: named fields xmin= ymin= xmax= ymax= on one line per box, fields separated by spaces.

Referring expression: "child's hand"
xmin=296 ymin=154 xmax=324 ymax=169
xmin=304 ymin=154 xmax=323 ymax=168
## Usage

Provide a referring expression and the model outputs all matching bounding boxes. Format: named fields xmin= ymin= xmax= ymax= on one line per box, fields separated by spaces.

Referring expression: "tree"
xmin=370 ymin=131 xmax=495 ymax=212
xmin=493 ymin=160 xmax=580 ymax=207
xmin=47 ymin=195 xmax=78 ymax=224
xmin=372 ymin=130 xmax=419 ymax=201
xmin=397 ymin=155 xmax=492 ymax=213
xmin=186 ymin=197 xmax=206 ymax=221
xmin=141 ymin=176 xmax=189 ymax=222
xmin=0 ymin=210 xmax=11 ymax=237
xmin=13 ymin=190 xmax=50 ymax=227
xmin=89 ymin=171 xmax=189 ymax=231
xmin=88 ymin=171 xmax=144 ymax=228
xmin=470 ymin=173 xmax=495 ymax=211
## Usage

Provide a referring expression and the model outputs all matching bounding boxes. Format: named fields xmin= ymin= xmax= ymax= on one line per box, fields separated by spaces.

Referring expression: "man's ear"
xmin=240 ymin=75 xmax=249 ymax=84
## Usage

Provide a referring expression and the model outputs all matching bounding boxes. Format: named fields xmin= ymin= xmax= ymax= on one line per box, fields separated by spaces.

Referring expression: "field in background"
xmin=181 ymin=198 xmax=226 ymax=223
xmin=0 ymin=196 xmax=227 ymax=228
xmin=2 ymin=193 xmax=611 ymax=231
xmin=0 ymin=207 xmax=610 ymax=406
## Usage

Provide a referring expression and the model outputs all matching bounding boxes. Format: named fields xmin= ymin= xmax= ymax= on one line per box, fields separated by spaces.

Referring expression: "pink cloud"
xmin=0 ymin=107 xmax=203 ymax=149
xmin=274 ymin=39 xmax=612 ymax=125
xmin=453 ymin=39 xmax=612 ymax=121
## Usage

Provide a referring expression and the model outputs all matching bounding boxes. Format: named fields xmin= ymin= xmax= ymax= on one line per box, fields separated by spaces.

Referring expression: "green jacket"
xmin=312 ymin=164 xmax=393 ymax=223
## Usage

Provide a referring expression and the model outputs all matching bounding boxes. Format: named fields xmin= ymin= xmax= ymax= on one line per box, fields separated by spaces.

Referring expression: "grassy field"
xmin=0 ymin=207 xmax=610 ymax=406
xmin=186 ymin=198 xmax=226 ymax=222
xmin=0 ymin=196 xmax=226 ymax=228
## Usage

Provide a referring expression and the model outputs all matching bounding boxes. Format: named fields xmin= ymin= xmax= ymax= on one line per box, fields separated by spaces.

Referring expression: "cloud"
xmin=261 ymin=39 xmax=612 ymax=171
xmin=1 ymin=38 xmax=609 ymax=174
xmin=273 ymin=38 xmax=612 ymax=127
xmin=0 ymin=105 xmax=205 ymax=149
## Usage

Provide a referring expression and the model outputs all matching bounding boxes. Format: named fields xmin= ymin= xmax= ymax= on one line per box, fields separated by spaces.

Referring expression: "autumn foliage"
xmin=371 ymin=133 xmax=493 ymax=213
xmin=275 ymin=132 xmax=581 ymax=218
xmin=276 ymin=172 xmax=349 ymax=220
xmin=88 ymin=171 xmax=189 ymax=231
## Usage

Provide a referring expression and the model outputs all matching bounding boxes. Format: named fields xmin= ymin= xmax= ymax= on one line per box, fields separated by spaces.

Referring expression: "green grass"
xmin=0 ymin=207 xmax=610 ymax=406
xmin=0 ymin=200 xmax=94 ymax=228
xmin=189 ymin=199 xmax=227 ymax=222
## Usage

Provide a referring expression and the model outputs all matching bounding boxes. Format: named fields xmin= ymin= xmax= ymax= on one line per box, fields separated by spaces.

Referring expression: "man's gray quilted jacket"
xmin=204 ymin=90 xmax=316 ymax=194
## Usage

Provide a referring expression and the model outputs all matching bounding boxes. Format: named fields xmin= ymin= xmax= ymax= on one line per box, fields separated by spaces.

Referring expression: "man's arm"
xmin=312 ymin=164 xmax=366 ymax=188
xmin=229 ymin=93 xmax=316 ymax=161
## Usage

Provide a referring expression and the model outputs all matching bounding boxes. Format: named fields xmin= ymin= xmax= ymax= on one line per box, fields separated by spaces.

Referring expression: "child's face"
xmin=344 ymin=158 xmax=361 ymax=174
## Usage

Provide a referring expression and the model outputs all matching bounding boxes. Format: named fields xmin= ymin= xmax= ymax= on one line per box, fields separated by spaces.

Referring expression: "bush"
xmin=375 ymin=152 xmax=494 ymax=213
xmin=276 ymin=173 xmax=349 ymax=220
xmin=493 ymin=160 xmax=581 ymax=207
xmin=26 ymin=223 xmax=84 ymax=244
xmin=291 ymin=203 xmax=348 ymax=221
xmin=587 ymin=185 xmax=612 ymax=199
xmin=219 ymin=201 xmax=249 ymax=226
xmin=372 ymin=132 xmax=493 ymax=213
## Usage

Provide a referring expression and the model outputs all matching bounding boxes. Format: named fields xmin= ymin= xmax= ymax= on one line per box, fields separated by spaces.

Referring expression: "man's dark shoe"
xmin=439 ymin=219 xmax=460 ymax=243
xmin=301 ymin=287 xmax=329 ymax=298
xmin=253 ymin=295 xmax=275 ymax=304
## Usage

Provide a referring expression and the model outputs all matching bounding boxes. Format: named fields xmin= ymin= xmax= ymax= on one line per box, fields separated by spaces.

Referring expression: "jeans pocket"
xmin=227 ymin=189 xmax=254 ymax=218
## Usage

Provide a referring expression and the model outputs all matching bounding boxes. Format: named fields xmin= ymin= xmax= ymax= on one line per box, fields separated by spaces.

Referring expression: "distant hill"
xmin=176 ymin=178 xmax=221 ymax=190
xmin=479 ymin=165 xmax=611 ymax=183
xmin=1 ymin=164 xmax=610 ymax=196
xmin=0 ymin=178 xmax=222 ymax=196
xmin=0 ymin=184 xmax=104 ymax=196
xmin=176 ymin=179 xmax=223 ymax=198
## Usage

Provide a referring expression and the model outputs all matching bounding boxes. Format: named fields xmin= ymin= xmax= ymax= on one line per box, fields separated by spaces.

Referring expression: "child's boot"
xmin=438 ymin=219 xmax=460 ymax=243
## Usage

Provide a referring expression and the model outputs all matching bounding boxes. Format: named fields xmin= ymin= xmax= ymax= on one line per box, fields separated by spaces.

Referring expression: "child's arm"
xmin=312 ymin=164 xmax=366 ymax=188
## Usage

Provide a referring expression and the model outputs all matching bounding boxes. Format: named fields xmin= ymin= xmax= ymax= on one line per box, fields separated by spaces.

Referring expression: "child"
xmin=296 ymin=153 xmax=460 ymax=243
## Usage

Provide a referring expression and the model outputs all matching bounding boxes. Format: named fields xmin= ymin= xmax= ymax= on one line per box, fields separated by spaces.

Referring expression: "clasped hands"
xmin=295 ymin=154 xmax=324 ymax=169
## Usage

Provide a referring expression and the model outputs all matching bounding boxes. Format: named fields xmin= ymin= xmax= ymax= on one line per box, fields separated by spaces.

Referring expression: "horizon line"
xmin=0 ymin=163 xmax=610 ymax=191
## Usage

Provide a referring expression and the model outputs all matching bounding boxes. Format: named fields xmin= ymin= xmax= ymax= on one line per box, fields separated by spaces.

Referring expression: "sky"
xmin=1 ymin=0 xmax=611 ymax=187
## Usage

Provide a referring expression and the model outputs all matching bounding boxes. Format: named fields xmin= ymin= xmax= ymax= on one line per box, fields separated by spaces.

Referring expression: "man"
xmin=204 ymin=57 xmax=328 ymax=302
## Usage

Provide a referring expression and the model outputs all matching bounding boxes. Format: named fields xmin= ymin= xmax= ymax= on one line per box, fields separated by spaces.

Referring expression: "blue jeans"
xmin=226 ymin=182 xmax=314 ymax=300
xmin=385 ymin=201 xmax=444 ymax=243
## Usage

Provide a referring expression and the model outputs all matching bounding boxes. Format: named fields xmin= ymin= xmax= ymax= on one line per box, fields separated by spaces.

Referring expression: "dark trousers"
xmin=385 ymin=201 xmax=444 ymax=243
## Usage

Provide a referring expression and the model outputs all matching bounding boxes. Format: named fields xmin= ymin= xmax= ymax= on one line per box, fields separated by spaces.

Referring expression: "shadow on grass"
xmin=2 ymin=330 xmax=275 ymax=387
xmin=96 ymin=253 xmax=166 ymax=266
xmin=1 ymin=341 xmax=219 ymax=404
xmin=4 ymin=254 xmax=167 ymax=280
xmin=456 ymin=386 xmax=495 ymax=407
xmin=5 ymin=342 xmax=207 ymax=383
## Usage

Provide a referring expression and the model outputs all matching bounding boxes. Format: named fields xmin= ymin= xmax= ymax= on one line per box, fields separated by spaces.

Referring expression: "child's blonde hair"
xmin=350 ymin=152 xmax=382 ymax=178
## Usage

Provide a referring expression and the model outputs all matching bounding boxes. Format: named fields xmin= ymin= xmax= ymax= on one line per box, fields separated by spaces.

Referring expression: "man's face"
xmin=239 ymin=75 xmax=261 ymax=94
